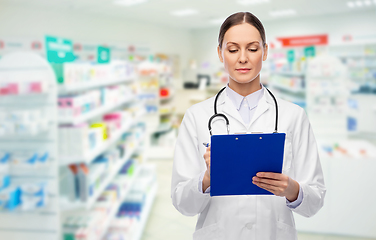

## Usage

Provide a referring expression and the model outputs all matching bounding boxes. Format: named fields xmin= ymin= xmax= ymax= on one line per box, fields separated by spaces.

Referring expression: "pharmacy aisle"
xmin=140 ymin=159 xmax=196 ymax=240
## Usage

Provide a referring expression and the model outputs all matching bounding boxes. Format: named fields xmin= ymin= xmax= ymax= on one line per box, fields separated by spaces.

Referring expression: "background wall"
xmin=190 ymin=9 xmax=376 ymax=72
xmin=0 ymin=3 xmax=194 ymax=70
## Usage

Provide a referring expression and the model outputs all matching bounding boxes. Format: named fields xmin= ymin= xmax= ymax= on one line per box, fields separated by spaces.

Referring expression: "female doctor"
xmin=171 ymin=12 xmax=326 ymax=240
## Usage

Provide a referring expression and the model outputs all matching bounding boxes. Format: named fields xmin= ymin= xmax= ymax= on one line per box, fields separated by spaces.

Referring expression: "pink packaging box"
xmin=59 ymin=97 xmax=81 ymax=117
xmin=8 ymin=83 xmax=19 ymax=95
xmin=29 ymin=82 xmax=42 ymax=93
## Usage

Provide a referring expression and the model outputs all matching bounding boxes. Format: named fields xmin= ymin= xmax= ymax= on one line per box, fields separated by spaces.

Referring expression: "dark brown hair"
xmin=218 ymin=12 xmax=266 ymax=49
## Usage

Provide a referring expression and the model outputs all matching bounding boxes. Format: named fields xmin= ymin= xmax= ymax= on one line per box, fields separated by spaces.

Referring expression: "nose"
xmin=238 ymin=50 xmax=248 ymax=64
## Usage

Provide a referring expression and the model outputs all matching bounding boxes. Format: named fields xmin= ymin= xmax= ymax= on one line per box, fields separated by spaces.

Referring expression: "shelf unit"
xmin=269 ymin=81 xmax=305 ymax=94
xmin=60 ymin=133 xmax=146 ymax=211
xmin=57 ymin=62 xmax=157 ymax=240
xmin=102 ymin=164 xmax=158 ymax=240
xmin=59 ymin=109 xmax=146 ymax=166
xmin=138 ymin=65 xmax=176 ymax=160
xmin=328 ymin=43 xmax=376 ymax=94
xmin=0 ymin=53 xmax=60 ymax=240
xmin=58 ymin=95 xmax=135 ymax=125
xmin=0 ymin=52 xmax=157 ymax=240
xmin=268 ymin=72 xmax=307 ymax=109
xmin=57 ymin=77 xmax=135 ymax=95
xmin=96 ymin=165 xmax=143 ymax=240
xmin=133 ymin=182 xmax=158 ymax=240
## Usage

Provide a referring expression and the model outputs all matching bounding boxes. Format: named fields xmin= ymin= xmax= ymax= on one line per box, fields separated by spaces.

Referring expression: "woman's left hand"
xmin=252 ymin=172 xmax=300 ymax=202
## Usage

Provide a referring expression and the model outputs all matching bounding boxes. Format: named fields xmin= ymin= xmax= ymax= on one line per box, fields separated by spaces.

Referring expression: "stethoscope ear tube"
xmin=265 ymin=87 xmax=278 ymax=133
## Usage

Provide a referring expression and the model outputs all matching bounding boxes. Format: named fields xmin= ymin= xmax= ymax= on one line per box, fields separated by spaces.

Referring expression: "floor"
xmin=141 ymin=159 xmax=375 ymax=240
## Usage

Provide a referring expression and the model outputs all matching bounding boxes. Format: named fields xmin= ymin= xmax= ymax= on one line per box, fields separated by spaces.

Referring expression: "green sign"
xmin=45 ymin=36 xmax=75 ymax=63
xmin=97 ymin=46 xmax=110 ymax=63
xmin=287 ymin=50 xmax=295 ymax=63
xmin=304 ymin=46 xmax=316 ymax=58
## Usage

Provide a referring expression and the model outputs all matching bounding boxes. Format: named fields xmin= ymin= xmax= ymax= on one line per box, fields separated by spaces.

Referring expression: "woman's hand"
xmin=252 ymin=172 xmax=300 ymax=202
xmin=202 ymin=146 xmax=211 ymax=192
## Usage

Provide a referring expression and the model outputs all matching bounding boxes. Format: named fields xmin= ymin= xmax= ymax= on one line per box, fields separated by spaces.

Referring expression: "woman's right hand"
xmin=202 ymin=146 xmax=211 ymax=192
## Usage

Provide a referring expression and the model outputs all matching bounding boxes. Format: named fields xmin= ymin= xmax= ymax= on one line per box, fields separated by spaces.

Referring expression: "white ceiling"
xmin=1 ymin=0 xmax=375 ymax=29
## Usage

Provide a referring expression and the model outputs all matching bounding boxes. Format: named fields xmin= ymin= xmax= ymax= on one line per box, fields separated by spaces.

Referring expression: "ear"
xmin=263 ymin=43 xmax=268 ymax=61
xmin=217 ymin=46 xmax=223 ymax=63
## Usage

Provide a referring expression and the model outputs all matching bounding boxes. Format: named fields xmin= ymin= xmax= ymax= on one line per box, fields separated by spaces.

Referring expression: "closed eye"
xmin=249 ymin=49 xmax=258 ymax=52
xmin=229 ymin=50 xmax=238 ymax=53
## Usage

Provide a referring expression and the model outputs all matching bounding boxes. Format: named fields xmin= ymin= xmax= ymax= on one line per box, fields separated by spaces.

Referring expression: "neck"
xmin=228 ymin=77 xmax=261 ymax=97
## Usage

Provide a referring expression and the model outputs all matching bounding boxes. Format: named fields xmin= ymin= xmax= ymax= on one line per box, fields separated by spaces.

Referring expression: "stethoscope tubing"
xmin=208 ymin=86 xmax=279 ymax=135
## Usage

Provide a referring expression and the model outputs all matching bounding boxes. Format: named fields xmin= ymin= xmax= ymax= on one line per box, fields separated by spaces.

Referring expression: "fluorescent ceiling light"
xmin=237 ymin=0 xmax=269 ymax=5
xmin=113 ymin=0 xmax=148 ymax=6
xmin=170 ymin=9 xmax=199 ymax=17
xmin=355 ymin=0 xmax=363 ymax=6
xmin=347 ymin=1 xmax=355 ymax=7
xmin=269 ymin=9 xmax=297 ymax=17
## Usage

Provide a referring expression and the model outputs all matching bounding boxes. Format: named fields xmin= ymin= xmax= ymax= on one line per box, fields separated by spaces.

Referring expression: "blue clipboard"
xmin=210 ymin=133 xmax=286 ymax=196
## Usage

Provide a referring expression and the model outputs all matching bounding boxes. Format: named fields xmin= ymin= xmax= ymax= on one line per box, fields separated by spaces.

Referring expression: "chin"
xmin=231 ymin=74 xmax=259 ymax=84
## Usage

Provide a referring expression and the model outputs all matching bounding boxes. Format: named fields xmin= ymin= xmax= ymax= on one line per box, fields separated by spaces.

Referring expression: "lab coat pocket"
xmin=276 ymin=220 xmax=297 ymax=240
xmin=193 ymin=223 xmax=224 ymax=240
xmin=282 ymin=133 xmax=293 ymax=173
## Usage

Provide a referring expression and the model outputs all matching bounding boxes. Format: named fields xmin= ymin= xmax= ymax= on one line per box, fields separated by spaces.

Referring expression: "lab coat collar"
xmin=213 ymin=83 xmax=275 ymax=106
xmin=226 ymin=83 xmax=264 ymax=111
xmin=210 ymin=83 xmax=276 ymax=128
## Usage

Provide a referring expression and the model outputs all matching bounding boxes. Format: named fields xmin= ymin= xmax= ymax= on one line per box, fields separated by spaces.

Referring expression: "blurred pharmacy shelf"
xmin=58 ymin=77 xmax=135 ymax=94
xmin=152 ymin=122 xmax=172 ymax=134
xmin=0 ymin=52 xmax=60 ymax=240
xmin=269 ymin=81 xmax=306 ymax=94
xmin=273 ymin=71 xmax=305 ymax=77
xmin=60 ymin=133 xmax=146 ymax=210
xmin=97 ymin=166 xmax=142 ymax=240
xmin=133 ymin=182 xmax=158 ymax=240
xmin=58 ymin=95 xmax=135 ymax=125
xmin=59 ymin=119 xmax=134 ymax=165
xmin=59 ymin=109 xmax=146 ymax=166
xmin=0 ymin=51 xmax=159 ymax=240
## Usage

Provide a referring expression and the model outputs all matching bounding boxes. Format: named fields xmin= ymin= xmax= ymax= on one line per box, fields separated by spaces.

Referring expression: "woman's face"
xmin=217 ymin=23 xmax=268 ymax=85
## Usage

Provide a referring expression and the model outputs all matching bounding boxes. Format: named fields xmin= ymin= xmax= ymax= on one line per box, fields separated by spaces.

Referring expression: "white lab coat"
xmin=171 ymin=88 xmax=326 ymax=240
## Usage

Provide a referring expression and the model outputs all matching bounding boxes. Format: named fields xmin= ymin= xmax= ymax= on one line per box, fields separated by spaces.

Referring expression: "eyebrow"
xmin=226 ymin=41 xmax=260 ymax=46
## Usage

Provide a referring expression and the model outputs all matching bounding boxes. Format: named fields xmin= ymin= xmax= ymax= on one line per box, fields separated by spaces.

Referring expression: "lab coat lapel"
xmin=248 ymin=91 xmax=270 ymax=128
xmin=221 ymin=95 xmax=245 ymax=127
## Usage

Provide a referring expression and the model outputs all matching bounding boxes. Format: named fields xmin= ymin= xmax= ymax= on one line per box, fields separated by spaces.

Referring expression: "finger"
xmin=253 ymin=177 xmax=281 ymax=188
xmin=253 ymin=181 xmax=277 ymax=194
xmin=256 ymin=172 xmax=284 ymax=180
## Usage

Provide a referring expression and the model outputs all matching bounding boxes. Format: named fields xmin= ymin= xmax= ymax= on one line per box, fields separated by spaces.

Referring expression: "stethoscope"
xmin=208 ymin=86 xmax=279 ymax=135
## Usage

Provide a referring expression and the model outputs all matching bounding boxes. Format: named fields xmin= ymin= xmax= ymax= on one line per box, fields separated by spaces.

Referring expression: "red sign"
xmin=277 ymin=34 xmax=328 ymax=47
xmin=0 ymin=40 xmax=4 ymax=49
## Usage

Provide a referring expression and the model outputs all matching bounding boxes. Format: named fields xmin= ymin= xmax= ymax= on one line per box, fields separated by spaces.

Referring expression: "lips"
xmin=236 ymin=68 xmax=251 ymax=73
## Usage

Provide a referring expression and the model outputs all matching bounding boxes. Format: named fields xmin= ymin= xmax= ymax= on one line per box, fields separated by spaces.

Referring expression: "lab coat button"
xmin=246 ymin=223 xmax=253 ymax=229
